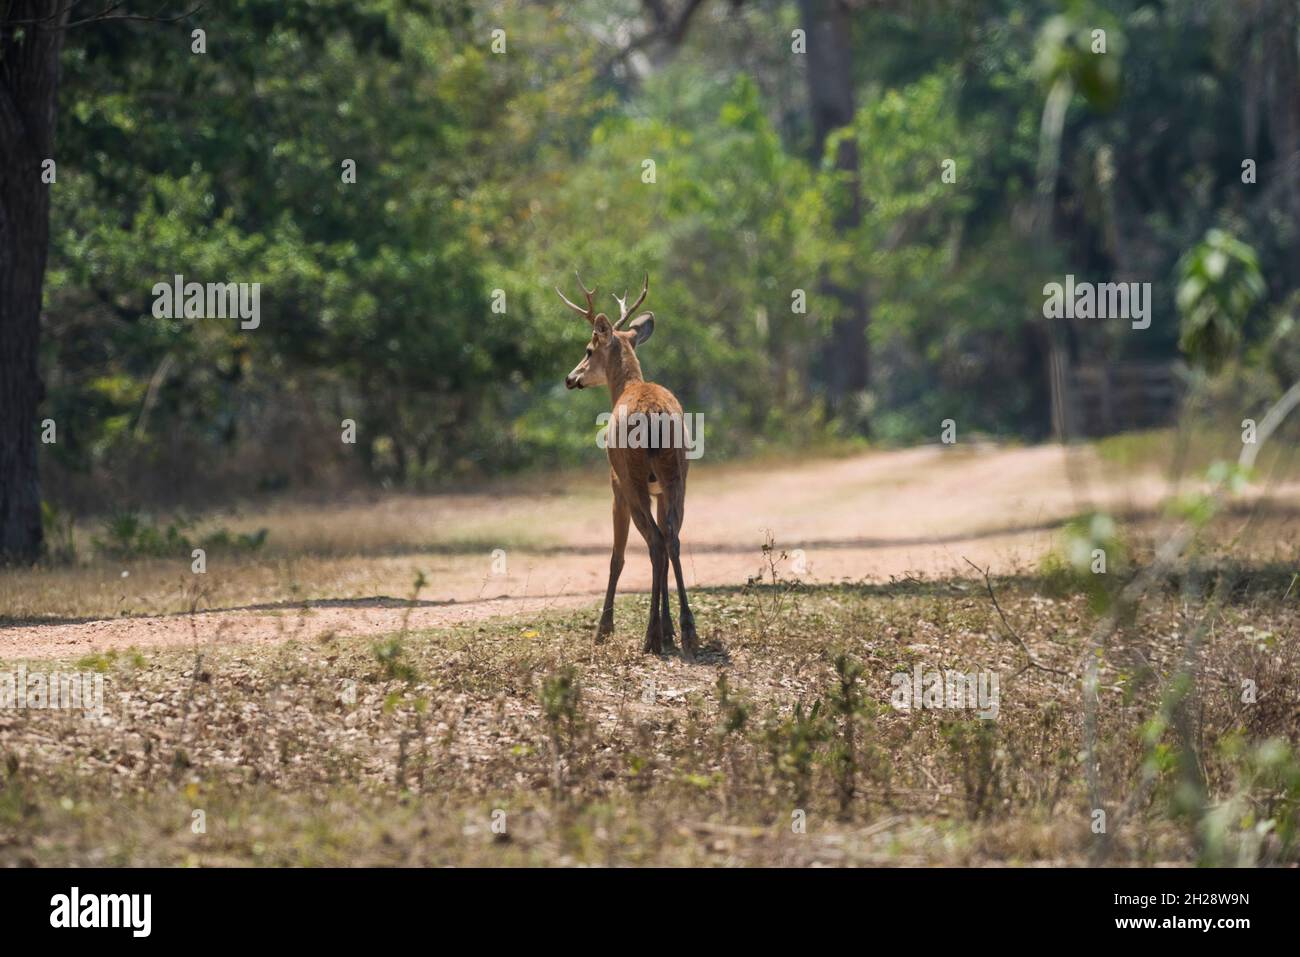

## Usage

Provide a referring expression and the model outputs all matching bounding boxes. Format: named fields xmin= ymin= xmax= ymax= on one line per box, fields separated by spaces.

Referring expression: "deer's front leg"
xmin=595 ymin=492 xmax=630 ymax=643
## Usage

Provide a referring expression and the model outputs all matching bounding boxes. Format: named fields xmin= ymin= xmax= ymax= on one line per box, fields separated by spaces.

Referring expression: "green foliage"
xmin=763 ymin=698 xmax=827 ymax=807
xmin=373 ymin=637 xmax=418 ymax=683
xmin=540 ymin=664 xmax=584 ymax=800
xmin=92 ymin=509 xmax=267 ymax=559
xmin=75 ymin=649 xmax=145 ymax=673
xmin=848 ymin=71 xmax=1044 ymax=439
xmin=36 ymin=0 xmax=1300 ymax=504
xmin=94 ymin=510 xmax=192 ymax=559
xmin=540 ymin=666 xmax=582 ymax=728
xmin=941 ymin=719 xmax=1003 ymax=820
xmin=199 ymin=527 xmax=270 ymax=552
xmin=713 ymin=673 xmax=749 ymax=739
xmin=1177 ymin=230 xmax=1266 ymax=372
xmin=40 ymin=502 xmax=77 ymax=565
xmin=1033 ymin=8 xmax=1124 ymax=108
xmin=1200 ymin=737 xmax=1300 ymax=865
xmin=826 ymin=653 xmax=881 ymax=815
xmin=49 ymin=0 xmax=534 ymax=490
xmin=1252 ymin=297 xmax=1300 ymax=388
xmin=513 ymin=71 xmax=834 ymax=461
xmin=1040 ymin=511 xmax=1127 ymax=613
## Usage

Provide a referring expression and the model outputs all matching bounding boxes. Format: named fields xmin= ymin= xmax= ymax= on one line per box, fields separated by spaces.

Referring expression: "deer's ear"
xmin=628 ymin=312 xmax=655 ymax=346
xmin=593 ymin=313 xmax=613 ymax=338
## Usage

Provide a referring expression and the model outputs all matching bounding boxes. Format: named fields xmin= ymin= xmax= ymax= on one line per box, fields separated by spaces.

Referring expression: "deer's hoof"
xmin=680 ymin=623 xmax=699 ymax=661
xmin=642 ymin=628 xmax=663 ymax=655
xmin=594 ymin=617 xmax=614 ymax=644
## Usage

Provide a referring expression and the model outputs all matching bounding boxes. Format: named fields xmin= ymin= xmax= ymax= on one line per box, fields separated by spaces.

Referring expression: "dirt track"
xmin=4 ymin=443 xmax=1294 ymax=659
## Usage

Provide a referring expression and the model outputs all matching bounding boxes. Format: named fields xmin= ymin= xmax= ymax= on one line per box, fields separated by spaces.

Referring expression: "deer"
xmin=558 ymin=272 xmax=698 ymax=660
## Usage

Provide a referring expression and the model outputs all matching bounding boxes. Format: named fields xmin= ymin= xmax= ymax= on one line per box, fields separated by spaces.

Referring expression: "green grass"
xmin=1095 ymin=424 xmax=1300 ymax=481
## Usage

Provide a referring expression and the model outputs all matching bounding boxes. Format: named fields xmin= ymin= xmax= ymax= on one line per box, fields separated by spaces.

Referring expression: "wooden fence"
xmin=1065 ymin=360 xmax=1183 ymax=437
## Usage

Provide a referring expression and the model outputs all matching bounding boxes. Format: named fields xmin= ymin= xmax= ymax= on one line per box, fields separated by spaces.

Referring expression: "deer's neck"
xmin=607 ymin=342 xmax=644 ymax=409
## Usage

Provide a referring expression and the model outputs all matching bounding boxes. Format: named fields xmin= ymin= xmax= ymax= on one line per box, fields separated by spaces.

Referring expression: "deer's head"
xmin=558 ymin=272 xmax=655 ymax=390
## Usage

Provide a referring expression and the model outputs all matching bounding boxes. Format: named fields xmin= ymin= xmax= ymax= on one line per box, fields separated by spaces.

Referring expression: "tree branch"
xmin=599 ymin=0 xmax=713 ymax=78
xmin=5 ymin=1 xmax=206 ymax=31
xmin=962 ymin=557 xmax=1071 ymax=677
xmin=64 ymin=2 xmax=204 ymax=29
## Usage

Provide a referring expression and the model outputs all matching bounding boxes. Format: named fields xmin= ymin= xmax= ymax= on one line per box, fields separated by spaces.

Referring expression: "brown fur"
xmin=561 ymin=281 xmax=697 ymax=659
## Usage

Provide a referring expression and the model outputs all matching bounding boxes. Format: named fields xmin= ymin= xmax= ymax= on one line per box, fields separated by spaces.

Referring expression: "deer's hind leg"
xmin=655 ymin=495 xmax=676 ymax=648
xmin=663 ymin=481 xmax=697 ymax=660
xmin=625 ymin=494 xmax=668 ymax=655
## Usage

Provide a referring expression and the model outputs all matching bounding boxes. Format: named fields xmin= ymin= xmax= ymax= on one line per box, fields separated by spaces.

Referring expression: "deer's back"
xmin=608 ymin=381 xmax=688 ymax=492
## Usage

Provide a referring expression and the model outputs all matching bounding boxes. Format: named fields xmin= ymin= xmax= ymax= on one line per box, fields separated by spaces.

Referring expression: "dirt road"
xmin=5 ymin=442 xmax=1294 ymax=659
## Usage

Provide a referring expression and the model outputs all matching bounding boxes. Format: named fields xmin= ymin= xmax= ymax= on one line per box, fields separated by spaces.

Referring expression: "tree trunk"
xmin=1261 ymin=0 xmax=1300 ymax=284
xmin=1035 ymin=76 xmax=1075 ymax=443
xmin=0 ymin=4 xmax=69 ymax=563
xmin=798 ymin=0 xmax=870 ymax=417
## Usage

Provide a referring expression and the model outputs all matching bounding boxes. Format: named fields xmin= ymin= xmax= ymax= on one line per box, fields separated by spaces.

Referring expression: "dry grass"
xmin=0 ymin=501 xmax=575 ymax=622
xmin=0 ymin=548 xmax=528 ymax=623
xmin=3 ymin=539 xmax=1298 ymax=866
xmin=4 ymin=438 xmax=1299 ymax=866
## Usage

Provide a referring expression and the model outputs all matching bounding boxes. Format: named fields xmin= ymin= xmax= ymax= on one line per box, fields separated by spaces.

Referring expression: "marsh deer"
xmin=559 ymin=272 xmax=697 ymax=659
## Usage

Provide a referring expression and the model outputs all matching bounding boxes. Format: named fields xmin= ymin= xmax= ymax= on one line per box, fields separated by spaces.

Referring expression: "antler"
xmin=612 ymin=273 xmax=649 ymax=329
xmin=555 ymin=271 xmax=598 ymax=324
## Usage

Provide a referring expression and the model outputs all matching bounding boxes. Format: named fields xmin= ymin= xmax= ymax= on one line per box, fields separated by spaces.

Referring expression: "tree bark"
xmin=1261 ymin=0 xmax=1300 ymax=283
xmin=1 ymin=3 xmax=69 ymax=563
xmin=798 ymin=0 xmax=869 ymax=416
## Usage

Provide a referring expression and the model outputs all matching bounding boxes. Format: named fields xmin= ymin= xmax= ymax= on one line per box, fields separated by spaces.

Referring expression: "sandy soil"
xmin=4 ymin=442 xmax=1294 ymax=659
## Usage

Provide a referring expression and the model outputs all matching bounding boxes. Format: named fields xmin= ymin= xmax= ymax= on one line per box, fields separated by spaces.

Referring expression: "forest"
xmin=1 ymin=0 xmax=1295 ymax=552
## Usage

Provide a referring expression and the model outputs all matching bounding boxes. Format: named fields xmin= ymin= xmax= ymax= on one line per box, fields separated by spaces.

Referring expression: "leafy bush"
xmin=93 ymin=509 xmax=268 ymax=559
